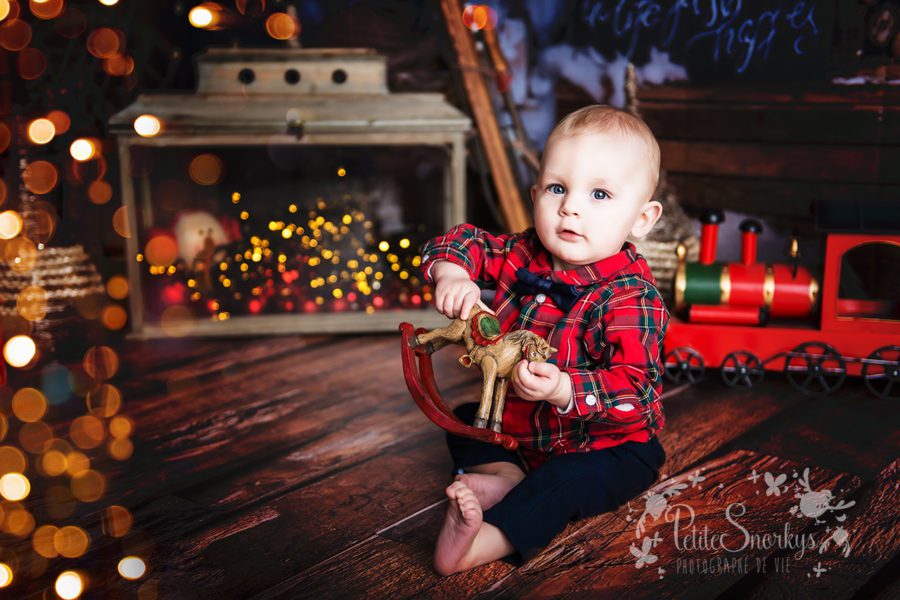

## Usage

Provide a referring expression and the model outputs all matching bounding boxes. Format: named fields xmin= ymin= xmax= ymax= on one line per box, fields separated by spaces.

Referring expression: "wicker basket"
xmin=628 ymin=171 xmax=699 ymax=308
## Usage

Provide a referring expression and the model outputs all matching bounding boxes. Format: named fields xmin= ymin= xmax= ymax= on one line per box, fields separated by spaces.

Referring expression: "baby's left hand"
xmin=512 ymin=360 xmax=572 ymax=408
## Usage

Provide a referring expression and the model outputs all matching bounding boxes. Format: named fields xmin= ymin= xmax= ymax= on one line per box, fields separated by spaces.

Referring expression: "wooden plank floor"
xmin=12 ymin=333 xmax=900 ymax=599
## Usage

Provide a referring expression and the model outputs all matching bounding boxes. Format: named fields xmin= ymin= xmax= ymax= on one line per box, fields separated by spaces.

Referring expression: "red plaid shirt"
xmin=421 ymin=224 xmax=668 ymax=469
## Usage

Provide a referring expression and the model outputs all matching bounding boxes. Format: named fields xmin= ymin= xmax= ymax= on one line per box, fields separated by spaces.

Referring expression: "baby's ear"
xmin=530 ymin=185 xmax=538 ymax=204
xmin=630 ymin=200 xmax=663 ymax=239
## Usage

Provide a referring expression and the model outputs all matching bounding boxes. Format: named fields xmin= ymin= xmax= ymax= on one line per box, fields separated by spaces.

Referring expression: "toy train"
xmin=662 ymin=208 xmax=900 ymax=399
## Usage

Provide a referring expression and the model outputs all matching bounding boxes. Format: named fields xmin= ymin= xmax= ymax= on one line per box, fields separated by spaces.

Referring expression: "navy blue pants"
xmin=446 ymin=403 xmax=666 ymax=561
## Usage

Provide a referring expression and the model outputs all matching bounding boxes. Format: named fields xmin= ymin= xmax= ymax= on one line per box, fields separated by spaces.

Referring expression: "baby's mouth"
xmin=558 ymin=228 xmax=583 ymax=239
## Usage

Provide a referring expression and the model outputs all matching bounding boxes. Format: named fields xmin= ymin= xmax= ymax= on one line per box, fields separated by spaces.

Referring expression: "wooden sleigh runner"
xmin=400 ymin=308 xmax=557 ymax=451
xmin=399 ymin=321 xmax=520 ymax=450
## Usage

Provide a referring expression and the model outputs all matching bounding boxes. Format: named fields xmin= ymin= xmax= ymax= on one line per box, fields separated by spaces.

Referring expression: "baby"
xmin=420 ymin=105 xmax=669 ymax=575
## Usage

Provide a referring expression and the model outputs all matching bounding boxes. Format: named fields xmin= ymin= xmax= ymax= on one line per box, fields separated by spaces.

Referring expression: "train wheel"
xmin=664 ymin=347 xmax=705 ymax=384
xmin=862 ymin=345 xmax=900 ymax=400
xmin=720 ymin=351 xmax=765 ymax=389
xmin=784 ymin=342 xmax=846 ymax=395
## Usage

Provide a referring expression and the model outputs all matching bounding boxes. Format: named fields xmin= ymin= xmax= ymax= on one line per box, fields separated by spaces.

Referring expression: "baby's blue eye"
xmin=592 ymin=189 xmax=609 ymax=200
xmin=548 ymin=184 xmax=565 ymax=195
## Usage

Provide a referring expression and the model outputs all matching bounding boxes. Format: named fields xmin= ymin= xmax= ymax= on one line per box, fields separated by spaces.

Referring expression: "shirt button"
xmin=535 ymin=293 xmax=547 ymax=304
xmin=585 ymin=394 xmax=597 ymax=406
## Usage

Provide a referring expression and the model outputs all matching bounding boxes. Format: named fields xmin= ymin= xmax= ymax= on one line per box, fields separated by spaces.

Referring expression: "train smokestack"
xmin=699 ymin=210 xmax=724 ymax=265
xmin=740 ymin=219 xmax=762 ymax=266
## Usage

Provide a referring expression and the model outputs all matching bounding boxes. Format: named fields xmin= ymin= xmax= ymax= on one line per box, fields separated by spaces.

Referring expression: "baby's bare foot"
xmin=454 ymin=473 xmax=519 ymax=510
xmin=434 ymin=481 xmax=483 ymax=576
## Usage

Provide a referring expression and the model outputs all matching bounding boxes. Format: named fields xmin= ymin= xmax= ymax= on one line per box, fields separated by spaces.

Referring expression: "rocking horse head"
xmin=505 ymin=329 xmax=557 ymax=366
xmin=523 ymin=336 xmax=556 ymax=363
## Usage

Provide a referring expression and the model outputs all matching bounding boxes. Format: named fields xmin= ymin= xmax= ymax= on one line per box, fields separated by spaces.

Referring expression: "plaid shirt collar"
xmin=526 ymin=230 xmax=641 ymax=288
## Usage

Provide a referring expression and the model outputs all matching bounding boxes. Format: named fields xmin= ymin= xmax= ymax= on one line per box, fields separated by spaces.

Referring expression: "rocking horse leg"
xmin=474 ymin=357 xmax=498 ymax=429
xmin=489 ymin=378 xmax=508 ymax=433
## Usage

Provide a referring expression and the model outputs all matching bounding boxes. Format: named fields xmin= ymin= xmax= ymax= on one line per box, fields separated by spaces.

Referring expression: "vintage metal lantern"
xmin=110 ymin=48 xmax=470 ymax=337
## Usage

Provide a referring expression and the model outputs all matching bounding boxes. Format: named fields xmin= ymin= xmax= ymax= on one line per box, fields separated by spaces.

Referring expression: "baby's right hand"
xmin=432 ymin=261 xmax=481 ymax=320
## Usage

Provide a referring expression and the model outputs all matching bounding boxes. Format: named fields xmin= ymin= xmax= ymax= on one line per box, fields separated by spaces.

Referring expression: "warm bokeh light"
xmin=42 ymin=450 xmax=68 ymax=476
xmin=12 ymin=387 xmax=48 ymax=422
xmin=0 ymin=18 xmax=31 ymax=51
xmin=188 ymin=153 xmax=223 ymax=185
xmin=0 ymin=179 xmax=6 ymax=206
xmin=265 ymin=12 xmax=298 ymax=40
xmin=104 ymin=53 xmax=135 ymax=76
xmin=4 ymin=335 xmax=37 ymax=367
xmin=27 ymin=118 xmax=55 ymax=144
xmin=0 ymin=210 xmax=22 ymax=238
xmin=133 ymin=114 xmax=161 ymax=137
xmin=19 ymin=421 xmax=53 ymax=454
xmin=0 ymin=562 xmax=12 ymax=588
xmin=101 ymin=304 xmax=128 ymax=330
xmin=87 ymin=383 xmax=121 ymax=417
xmin=118 ymin=556 xmax=146 ymax=580
xmin=65 ymin=451 xmax=90 ymax=477
xmin=145 ymin=234 xmax=178 ymax=267
xmin=4 ymin=505 xmax=35 ymax=536
xmin=69 ymin=138 xmax=97 ymax=161
xmin=112 ymin=205 xmax=131 ymax=238
xmin=462 ymin=4 xmax=497 ymax=31
xmin=23 ymin=160 xmax=59 ymax=194
xmin=99 ymin=0 xmax=119 ymax=5
xmin=83 ymin=345 xmax=119 ymax=380
xmin=70 ymin=415 xmax=105 ymax=450
xmin=86 ymin=27 xmax=120 ymax=58
xmin=55 ymin=570 xmax=85 ymax=599
xmin=33 ymin=525 xmax=60 ymax=558
xmin=46 ymin=109 xmax=70 ymax=134
xmin=71 ymin=469 xmax=106 ymax=502
xmin=4 ymin=237 xmax=39 ymax=273
xmin=30 ymin=0 xmax=65 ymax=19
xmin=74 ymin=293 xmax=105 ymax=320
xmin=55 ymin=526 xmax=91 ymax=558
xmin=0 ymin=0 xmax=10 ymax=22
xmin=17 ymin=285 xmax=48 ymax=321
xmin=189 ymin=3 xmax=224 ymax=29
xmin=0 ymin=445 xmax=27 ymax=472
xmin=88 ymin=179 xmax=113 ymax=204
xmin=106 ymin=274 xmax=129 ymax=299
xmin=103 ymin=505 xmax=133 ymax=537
xmin=0 ymin=414 xmax=7 ymax=442
xmin=108 ymin=437 xmax=133 ymax=460
xmin=0 ymin=472 xmax=30 ymax=501
xmin=109 ymin=416 xmax=133 ymax=439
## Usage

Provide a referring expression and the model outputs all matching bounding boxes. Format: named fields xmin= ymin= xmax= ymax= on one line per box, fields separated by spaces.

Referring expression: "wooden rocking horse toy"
xmin=399 ymin=304 xmax=556 ymax=450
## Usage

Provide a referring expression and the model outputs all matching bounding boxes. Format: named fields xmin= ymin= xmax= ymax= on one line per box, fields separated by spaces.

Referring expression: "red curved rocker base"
xmin=399 ymin=322 xmax=519 ymax=451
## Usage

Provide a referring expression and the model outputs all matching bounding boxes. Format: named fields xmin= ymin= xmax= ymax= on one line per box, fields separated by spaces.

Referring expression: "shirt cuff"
xmin=420 ymin=251 xmax=475 ymax=286
xmin=555 ymin=395 xmax=575 ymax=415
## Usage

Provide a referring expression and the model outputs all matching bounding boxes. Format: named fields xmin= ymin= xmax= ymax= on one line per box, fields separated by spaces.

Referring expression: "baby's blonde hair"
xmin=546 ymin=105 xmax=661 ymax=196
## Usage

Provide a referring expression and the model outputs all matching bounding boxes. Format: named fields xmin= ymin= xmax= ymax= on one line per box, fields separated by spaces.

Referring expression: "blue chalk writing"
xmin=580 ymin=0 xmax=821 ymax=73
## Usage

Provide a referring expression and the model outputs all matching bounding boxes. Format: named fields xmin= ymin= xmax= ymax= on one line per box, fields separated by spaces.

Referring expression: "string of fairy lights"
xmin=137 ymin=169 xmax=431 ymax=326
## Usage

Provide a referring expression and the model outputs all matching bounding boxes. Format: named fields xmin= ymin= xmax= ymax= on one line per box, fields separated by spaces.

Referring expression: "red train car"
xmin=662 ymin=206 xmax=900 ymax=399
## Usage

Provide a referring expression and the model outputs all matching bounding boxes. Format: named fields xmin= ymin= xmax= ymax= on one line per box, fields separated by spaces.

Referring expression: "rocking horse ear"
xmin=550 ymin=347 xmax=558 ymax=354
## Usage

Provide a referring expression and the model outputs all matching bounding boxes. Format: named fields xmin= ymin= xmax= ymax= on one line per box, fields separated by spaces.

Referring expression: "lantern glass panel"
xmin=129 ymin=144 xmax=446 ymax=323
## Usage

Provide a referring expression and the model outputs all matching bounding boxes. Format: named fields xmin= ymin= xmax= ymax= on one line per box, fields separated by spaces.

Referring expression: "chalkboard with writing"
xmin=569 ymin=0 xmax=837 ymax=82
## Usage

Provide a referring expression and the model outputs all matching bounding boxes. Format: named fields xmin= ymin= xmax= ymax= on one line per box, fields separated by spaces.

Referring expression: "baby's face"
xmin=531 ymin=130 xmax=656 ymax=270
